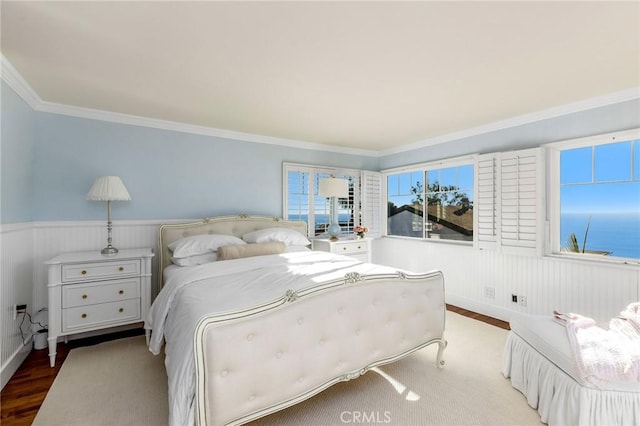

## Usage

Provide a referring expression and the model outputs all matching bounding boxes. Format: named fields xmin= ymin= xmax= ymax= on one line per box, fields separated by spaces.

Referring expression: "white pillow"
xmin=168 ymin=234 xmax=246 ymax=258
xmin=171 ymin=253 xmax=217 ymax=266
xmin=242 ymin=227 xmax=311 ymax=246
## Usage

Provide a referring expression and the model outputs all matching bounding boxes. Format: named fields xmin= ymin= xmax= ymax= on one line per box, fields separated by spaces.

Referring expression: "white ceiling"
xmin=2 ymin=1 xmax=639 ymax=153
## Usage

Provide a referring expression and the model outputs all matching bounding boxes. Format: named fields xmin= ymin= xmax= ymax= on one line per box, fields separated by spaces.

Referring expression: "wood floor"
xmin=448 ymin=304 xmax=510 ymax=330
xmin=0 ymin=305 xmax=508 ymax=425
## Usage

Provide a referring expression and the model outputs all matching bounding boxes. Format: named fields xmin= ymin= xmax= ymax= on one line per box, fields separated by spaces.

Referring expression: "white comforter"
xmin=145 ymin=251 xmax=401 ymax=426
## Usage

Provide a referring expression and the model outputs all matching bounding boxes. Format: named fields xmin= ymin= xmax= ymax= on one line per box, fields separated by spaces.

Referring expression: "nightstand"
xmin=312 ymin=238 xmax=371 ymax=262
xmin=45 ymin=248 xmax=154 ymax=367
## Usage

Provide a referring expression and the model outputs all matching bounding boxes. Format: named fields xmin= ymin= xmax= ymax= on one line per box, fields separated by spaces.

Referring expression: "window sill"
xmin=382 ymin=235 xmax=473 ymax=247
xmin=544 ymin=252 xmax=640 ymax=268
xmin=381 ymin=237 xmax=639 ymax=266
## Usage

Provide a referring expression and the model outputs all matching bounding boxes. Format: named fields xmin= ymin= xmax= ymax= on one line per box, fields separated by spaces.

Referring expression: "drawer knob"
xmin=357 ymin=246 xmax=361 ymax=249
xmin=82 ymin=294 xmax=88 ymax=299
xmin=81 ymin=313 xmax=87 ymax=319
xmin=81 ymin=270 xmax=87 ymax=275
xmin=343 ymin=247 xmax=347 ymax=251
xmin=119 ymin=308 xmax=124 ymax=313
xmin=118 ymin=266 xmax=124 ymax=272
xmin=118 ymin=290 xmax=124 ymax=295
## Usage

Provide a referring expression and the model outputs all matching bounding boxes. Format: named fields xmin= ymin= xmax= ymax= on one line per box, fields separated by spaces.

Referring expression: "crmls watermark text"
xmin=340 ymin=411 xmax=392 ymax=424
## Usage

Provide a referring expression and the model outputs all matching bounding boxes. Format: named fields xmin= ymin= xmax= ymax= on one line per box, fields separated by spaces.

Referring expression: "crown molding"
xmin=1 ymin=54 xmax=40 ymax=109
xmin=379 ymin=87 xmax=640 ymax=157
xmin=1 ymin=54 xmax=376 ymax=156
xmin=3 ymin=54 xmax=638 ymax=158
xmin=35 ymin=100 xmax=378 ymax=157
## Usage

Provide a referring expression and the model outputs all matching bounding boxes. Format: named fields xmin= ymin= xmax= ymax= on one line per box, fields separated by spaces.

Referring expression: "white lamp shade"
xmin=318 ymin=177 xmax=349 ymax=198
xmin=86 ymin=176 xmax=131 ymax=201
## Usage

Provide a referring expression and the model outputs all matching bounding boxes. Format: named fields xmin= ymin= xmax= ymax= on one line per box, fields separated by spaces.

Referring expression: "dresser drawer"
xmin=62 ymin=259 xmax=141 ymax=282
xmin=62 ymin=278 xmax=140 ymax=308
xmin=62 ymin=298 xmax=141 ymax=332
xmin=334 ymin=240 xmax=367 ymax=255
xmin=312 ymin=238 xmax=371 ymax=262
xmin=46 ymin=248 xmax=154 ymax=367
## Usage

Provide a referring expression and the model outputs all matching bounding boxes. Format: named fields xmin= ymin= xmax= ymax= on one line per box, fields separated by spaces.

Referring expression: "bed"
xmin=146 ymin=215 xmax=447 ymax=426
xmin=501 ymin=313 xmax=640 ymax=426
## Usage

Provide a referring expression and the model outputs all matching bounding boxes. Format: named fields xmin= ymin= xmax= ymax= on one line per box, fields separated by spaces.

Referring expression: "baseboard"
xmin=445 ymin=294 xmax=515 ymax=323
xmin=1 ymin=336 xmax=32 ymax=390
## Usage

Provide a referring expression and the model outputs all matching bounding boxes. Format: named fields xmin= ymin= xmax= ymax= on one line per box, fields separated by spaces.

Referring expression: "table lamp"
xmin=86 ymin=176 xmax=131 ymax=255
xmin=318 ymin=177 xmax=349 ymax=241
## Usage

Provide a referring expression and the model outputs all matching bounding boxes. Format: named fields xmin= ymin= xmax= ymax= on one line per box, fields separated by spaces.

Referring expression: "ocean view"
xmin=291 ymin=212 xmax=640 ymax=259
xmin=560 ymin=213 xmax=640 ymax=259
xmin=289 ymin=214 xmax=352 ymax=225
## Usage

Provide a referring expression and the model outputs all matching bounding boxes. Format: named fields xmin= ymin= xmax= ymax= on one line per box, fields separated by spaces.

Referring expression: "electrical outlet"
xmin=511 ymin=294 xmax=518 ymax=303
xmin=483 ymin=287 xmax=495 ymax=299
xmin=13 ymin=304 xmax=27 ymax=320
xmin=518 ymin=296 xmax=527 ymax=307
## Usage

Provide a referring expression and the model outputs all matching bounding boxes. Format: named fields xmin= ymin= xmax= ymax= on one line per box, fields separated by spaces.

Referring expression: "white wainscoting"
xmin=1 ymin=223 xmax=35 ymax=389
xmin=1 ymin=219 xmax=186 ymax=389
xmin=373 ymin=237 xmax=639 ymax=324
xmin=31 ymin=220 xmax=166 ymax=315
xmin=4 ymin=221 xmax=638 ymax=388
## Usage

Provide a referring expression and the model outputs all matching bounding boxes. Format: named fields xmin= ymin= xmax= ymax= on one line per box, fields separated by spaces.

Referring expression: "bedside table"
xmin=312 ymin=238 xmax=371 ymax=262
xmin=45 ymin=248 xmax=154 ymax=367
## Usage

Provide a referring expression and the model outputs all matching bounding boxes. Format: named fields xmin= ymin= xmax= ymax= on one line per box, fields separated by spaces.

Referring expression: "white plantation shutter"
xmin=341 ymin=173 xmax=357 ymax=234
xmin=360 ymin=170 xmax=382 ymax=238
xmin=477 ymin=153 xmax=500 ymax=249
xmin=499 ymin=147 xmax=544 ymax=256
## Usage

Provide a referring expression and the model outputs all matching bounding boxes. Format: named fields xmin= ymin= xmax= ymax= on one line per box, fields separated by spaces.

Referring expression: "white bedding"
xmin=502 ymin=313 xmax=640 ymax=425
xmin=146 ymin=251 xmax=405 ymax=426
xmin=163 ymin=264 xmax=183 ymax=282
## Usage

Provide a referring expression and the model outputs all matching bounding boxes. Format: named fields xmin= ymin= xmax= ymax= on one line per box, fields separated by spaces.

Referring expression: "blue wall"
xmin=1 ymin=82 xmax=35 ymax=224
xmin=379 ymin=99 xmax=640 ymax=169
xmin=31 ymin=113 xmax=379 ymax=221
xmin=3 ymin=78 xmax=639 ymax=224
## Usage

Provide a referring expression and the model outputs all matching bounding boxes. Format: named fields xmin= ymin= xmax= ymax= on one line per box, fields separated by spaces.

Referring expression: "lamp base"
xmin=327 ymin=222 xmax=341 ymax=241
xmin=101 ymin=245 xmax=119 ymax=256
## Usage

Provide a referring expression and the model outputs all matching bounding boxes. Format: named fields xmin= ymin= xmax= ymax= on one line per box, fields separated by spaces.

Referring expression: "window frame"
xmin=382 ymin=155 xmax=477 ymax=246
xmin=282 ymin=162 xmax=362 ymax=238
xmin=546 ymin=128 xmax=640 ymax=263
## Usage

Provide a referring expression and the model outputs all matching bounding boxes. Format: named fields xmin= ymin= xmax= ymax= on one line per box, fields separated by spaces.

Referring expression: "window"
xmin=284 ymin=163 xmax=360 ymax=238
xmin=426 ymin=165 xmax=474 ymax=241
xmin=552 ymin=130 xmax=640 ymax=260
xmin=387 ymin=171 xmax=424 ymax=238
xmin=385 ymin=160 xmax=474 ymax=242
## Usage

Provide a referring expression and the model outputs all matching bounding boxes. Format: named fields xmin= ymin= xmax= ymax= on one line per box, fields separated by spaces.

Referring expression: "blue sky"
xmin=561 ymin=140 xmax=640 ymax=215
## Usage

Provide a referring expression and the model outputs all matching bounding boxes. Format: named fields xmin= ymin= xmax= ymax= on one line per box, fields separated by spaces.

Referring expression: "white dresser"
xmin=312 ymin=238 xmax=371 ymax=262
xmin=45 ymin=248 xmax=154 ymax=367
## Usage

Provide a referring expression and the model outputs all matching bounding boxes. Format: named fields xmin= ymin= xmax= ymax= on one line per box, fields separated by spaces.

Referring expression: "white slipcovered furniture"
xmin=502 ymin=313 xmax=640 ymax=426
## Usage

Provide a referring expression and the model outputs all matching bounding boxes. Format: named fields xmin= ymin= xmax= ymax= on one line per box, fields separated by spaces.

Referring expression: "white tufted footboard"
xmin=193 ymin=270 xmax=446 ymax=426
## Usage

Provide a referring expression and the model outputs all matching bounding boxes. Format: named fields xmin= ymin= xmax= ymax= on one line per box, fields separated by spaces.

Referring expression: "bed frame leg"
xmin=436 ymin=339 xmax=447 ymax=368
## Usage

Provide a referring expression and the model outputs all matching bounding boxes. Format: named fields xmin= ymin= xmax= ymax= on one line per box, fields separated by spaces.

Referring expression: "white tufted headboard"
xmin=158 ymin=215 xmax=308 ymax=288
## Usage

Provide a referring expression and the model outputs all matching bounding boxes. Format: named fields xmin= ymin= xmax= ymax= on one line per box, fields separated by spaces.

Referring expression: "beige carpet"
xmin=33 ymin=312 xmax=542 ymax=425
